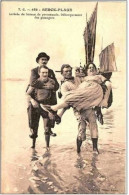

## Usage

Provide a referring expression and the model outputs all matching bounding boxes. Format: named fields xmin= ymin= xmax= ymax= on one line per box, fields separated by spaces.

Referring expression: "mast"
xmin=86 ymin=13 xmax=88 ymax=64
xmin=83 ymin=2 xmax=98 ymax=65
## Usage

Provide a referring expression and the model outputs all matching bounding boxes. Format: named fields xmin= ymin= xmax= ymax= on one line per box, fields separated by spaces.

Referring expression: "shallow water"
xmin=1 ymin=73 xmax=126 ymax=193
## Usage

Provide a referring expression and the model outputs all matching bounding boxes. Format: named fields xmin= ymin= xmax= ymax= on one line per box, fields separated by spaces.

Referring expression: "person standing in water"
xmin=26 ymin=52 xmax=59 ymax=149
xmin=55 ymin=64 xmax=100 ymax=153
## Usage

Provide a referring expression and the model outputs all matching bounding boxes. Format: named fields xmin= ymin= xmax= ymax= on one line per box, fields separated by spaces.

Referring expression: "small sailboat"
xmin=99 ymin=43 xmax=117 ymax=79
xmin=99 ymin=43 xmax=117 ymax=73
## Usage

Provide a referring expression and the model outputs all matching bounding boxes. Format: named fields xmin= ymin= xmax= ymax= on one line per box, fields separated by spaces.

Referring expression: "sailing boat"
xmin=83 ymin=2 xmax=116 ymax=108
xmin=83 ymin=2 xmax=117 ymax=80
xmin=99 ymin=42 xmax=117 ymax=79
xmin=83 ymin=3 xmax=98 ymax=65
xmin=56 ymin=2 xmax=117 ymax=81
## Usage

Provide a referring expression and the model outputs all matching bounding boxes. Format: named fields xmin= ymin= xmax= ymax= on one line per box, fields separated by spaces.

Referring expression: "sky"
xmin=1 ymin=1 xmax=126 ymax=81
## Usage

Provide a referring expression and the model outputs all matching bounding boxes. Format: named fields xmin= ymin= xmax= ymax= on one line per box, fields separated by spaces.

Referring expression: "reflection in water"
xmin=86 ymin=154 xmax=100 ymax=193
xmin=43 ymin=149 xmax=51 ymax=159
xmin=75 ymin=154 xmax=86 ymax=169
xmin=74 ymin=153 xmax=101 ymax=193
xmin=28 ymin=148 xmax=64 ymax=194
xmin=31 ymin=149 xmax=39 ymax=161
xmin=103 ymin=109 xmax=114 ymax=129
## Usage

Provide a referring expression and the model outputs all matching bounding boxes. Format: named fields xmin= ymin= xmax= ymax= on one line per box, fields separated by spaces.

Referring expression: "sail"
xmin=83 ymin=3 xmax=98 ymax=64
xmin=99 ymin=43 xmax=117 ymax=73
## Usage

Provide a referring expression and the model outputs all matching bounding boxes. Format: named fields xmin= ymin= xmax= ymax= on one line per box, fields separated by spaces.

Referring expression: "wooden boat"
xmin=83 ymin=3 xmax=117 ymax=80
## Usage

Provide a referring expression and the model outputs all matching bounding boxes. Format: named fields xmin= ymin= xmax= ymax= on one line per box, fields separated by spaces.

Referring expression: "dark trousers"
xmin=27 ymin=104 xmax=55 ymax=137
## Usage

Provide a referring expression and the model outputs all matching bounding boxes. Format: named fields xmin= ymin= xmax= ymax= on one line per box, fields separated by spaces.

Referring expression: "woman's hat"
xmin=36 ymin=52 xmax=50 ymax=63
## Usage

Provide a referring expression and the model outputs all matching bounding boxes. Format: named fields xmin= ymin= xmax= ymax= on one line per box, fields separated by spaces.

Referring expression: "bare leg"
xmin=51 ymin=102 xmax=69 ymax=111
xmin=87 ymin=109 xmax=99 ymax=154
xmin=32 ymin=138 xmax=36 ymax=149
xmin=74 ymin=109 xmax=86 ymax=153
xmin=57 ymin=108 xmax=68 ymax=118
xmin=29 ymin=129 xmax=38 ymax=149
xmin=45 ymin=134 xmax=50 ymax=148
xmin=28 ymin=105 xmax=40 ymax=149
xmin=43 ymin=118 xmax=50 ymax=148
xmin=76 ymin=138 xmax=82 ymax=153
xmin=43 ymin=118 xmax=56 ymax=150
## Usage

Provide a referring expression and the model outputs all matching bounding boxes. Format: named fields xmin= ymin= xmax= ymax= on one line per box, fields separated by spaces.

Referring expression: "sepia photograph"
xmin=1 ymin=0 xmax=126 ymax=194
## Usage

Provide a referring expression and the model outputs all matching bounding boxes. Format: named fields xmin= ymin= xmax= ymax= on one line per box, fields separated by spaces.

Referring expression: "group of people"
xmin=26 ymin=52 xmax=112 ymax=154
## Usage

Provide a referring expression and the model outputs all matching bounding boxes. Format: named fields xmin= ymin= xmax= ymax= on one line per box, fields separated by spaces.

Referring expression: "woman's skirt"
xmin=64 ymin=81 xmax=103 ymax=111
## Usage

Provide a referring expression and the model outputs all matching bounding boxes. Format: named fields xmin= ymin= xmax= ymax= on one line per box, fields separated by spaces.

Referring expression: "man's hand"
xmin=48 ymin=112 xmax=55 ymax=120
xmin=30 ymin=99 xmax=39 ymax=108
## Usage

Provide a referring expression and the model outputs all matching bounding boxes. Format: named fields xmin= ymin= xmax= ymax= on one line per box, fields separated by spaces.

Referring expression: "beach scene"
xmin=1 ymin=71 xmax=126 ymax=194
xmin=1 ymin=1 xmax=126 ymax=194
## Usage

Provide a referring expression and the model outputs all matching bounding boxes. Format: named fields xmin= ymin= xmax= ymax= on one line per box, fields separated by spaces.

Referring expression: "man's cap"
xmin=36 ymin=52 xmax=50 ymax=63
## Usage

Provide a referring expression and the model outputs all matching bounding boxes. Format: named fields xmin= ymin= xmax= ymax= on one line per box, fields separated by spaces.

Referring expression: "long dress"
xmin=64 ymin=75 xmax=106 ymax=111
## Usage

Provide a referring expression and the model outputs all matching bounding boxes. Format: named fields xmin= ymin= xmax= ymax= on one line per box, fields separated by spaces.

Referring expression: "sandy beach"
xmin=1 ymin=73 xmax=126 ymax=194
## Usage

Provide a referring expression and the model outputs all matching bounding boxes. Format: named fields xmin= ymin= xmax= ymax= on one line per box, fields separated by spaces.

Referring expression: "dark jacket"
xmin=28 ymin=66 xmax=59 ymax=105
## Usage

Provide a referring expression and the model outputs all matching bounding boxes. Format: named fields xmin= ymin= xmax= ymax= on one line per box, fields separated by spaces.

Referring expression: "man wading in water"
xmin=26 ymin=52 xmax=60 ymax=149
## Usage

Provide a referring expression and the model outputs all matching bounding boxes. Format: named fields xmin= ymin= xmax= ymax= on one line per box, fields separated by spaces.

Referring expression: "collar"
xmin=63 ymin=77 xmax=74 ymax=82
xmin=61 ymin=77 xmax=75 ymax=84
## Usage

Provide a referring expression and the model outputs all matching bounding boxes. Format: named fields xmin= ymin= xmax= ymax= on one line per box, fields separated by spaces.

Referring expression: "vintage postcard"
xmin=1 ymin=0 xmax=126 ymax=194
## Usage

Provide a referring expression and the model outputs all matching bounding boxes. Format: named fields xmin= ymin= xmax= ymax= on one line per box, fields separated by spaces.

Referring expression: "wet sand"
xmin=2 ymin=141 xmax=125 ymax=194
xmin=1 ymin=75 xmax=126 ymax=194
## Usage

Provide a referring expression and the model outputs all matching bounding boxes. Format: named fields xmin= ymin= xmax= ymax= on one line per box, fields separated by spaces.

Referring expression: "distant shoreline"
xmin=3 ymin=78 xmax=27 ymax=81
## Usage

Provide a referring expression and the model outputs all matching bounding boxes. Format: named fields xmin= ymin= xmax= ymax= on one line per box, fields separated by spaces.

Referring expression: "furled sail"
xmin=83 ymin=3 xmax=98 ymax=64
xmin=99 ymin=43 xmax=117 ymax=73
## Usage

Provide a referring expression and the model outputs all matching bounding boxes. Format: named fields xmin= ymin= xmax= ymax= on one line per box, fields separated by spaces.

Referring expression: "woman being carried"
xmin=49 ymin=63 xmax=112 ymax=112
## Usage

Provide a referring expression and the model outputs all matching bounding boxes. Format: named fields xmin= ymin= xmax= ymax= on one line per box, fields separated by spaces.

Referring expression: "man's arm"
xmin=30 ymin=79 xmax=46 ymax=89
xmin=29 ymin=68 xmax=39 ymax=86
xmin=43 ymin=79 xmax=55 ymax=90
xmin=26 ymin=86 xmax=39 ymax=108
xmin=61 ymin=82 xmax=70 ymax=96
xmin=32 ymin=78 xmax=56 ymax=90
xmin=57 ymin=82 xmax=70 ymax=117
xmin=49 ymin=69 xmax=59 ymax=91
